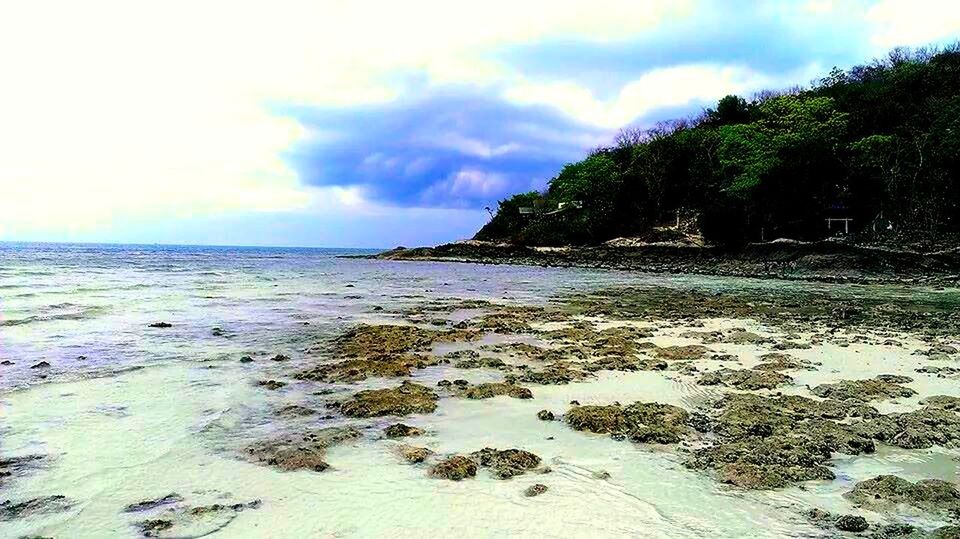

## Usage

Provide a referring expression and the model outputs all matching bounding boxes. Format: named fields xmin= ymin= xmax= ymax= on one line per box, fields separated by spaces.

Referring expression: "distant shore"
xmin=360 ymin=240 xmax=960 ymax=285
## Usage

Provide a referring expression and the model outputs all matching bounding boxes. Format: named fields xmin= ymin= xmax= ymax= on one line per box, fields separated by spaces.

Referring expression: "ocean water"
xmin=1 ymin=242 xmax=958 ymax=538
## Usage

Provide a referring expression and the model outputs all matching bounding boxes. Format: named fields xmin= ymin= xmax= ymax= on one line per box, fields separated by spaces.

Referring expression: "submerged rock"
xmin=384 ymin=423 xmax=424 ymax=438
xmin=256 ymin=379 xmax=286 ymax=390
xmin=123 ymin=493 xmax=184 ymax=513
xmin=245 ymin=427 xmax=361 ymax=472
xmin=148 ymin=322 xmax=172 ymax=328
xmin=430 ymin=456 xmax=478 ymax=480
xmin=524 ymin=484 xmax=548 ymax=497
xmin=274 ymin=404 xmax=316 ymax=417
xmin=811 ymin=375 xmax=916 ymax=402
xmin=133 ymin=499 xmax=261 ymax=538
xmin=0 ymin=496 xmax=74 ymax=521
xmin=470 ymin=448 xmax=542 ymax=479
xmin=339 ymin=382 xmax=438 ymax=418
xmin=566 ymin=402 xmax=692 ymax=444
xmin=845 ymin=475 xmax=960 ymax=519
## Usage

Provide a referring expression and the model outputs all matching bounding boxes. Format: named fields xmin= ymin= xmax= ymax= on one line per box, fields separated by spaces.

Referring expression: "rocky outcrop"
xmin=339 ymin=382 xmax=439 ymax=418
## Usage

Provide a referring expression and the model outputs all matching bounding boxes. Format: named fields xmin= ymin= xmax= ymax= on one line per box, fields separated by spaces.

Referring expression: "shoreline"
xmin=361 ymin=240 xmax=960 ymax=285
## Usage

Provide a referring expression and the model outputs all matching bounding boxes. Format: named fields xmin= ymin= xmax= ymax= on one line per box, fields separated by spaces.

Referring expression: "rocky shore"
xmin=367 ymin=240 xmax=960 ymax=284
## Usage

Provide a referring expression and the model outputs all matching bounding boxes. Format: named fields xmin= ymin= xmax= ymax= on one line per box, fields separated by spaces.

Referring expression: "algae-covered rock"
xmin=245 ymin=427 xmax=361 ymax=472
xmin=454 ymin=357 xmax=508 ymax=369
xmin=470 ymin=448 xmax=542 ymax=479
xmin=507 ymin=362 xmax=591 ymax=385
xmin=696 ymin=368 xmax=792 ymax=390
xmin=340 ymin=382 xmax=439 ymax=417
xmin=430 ymin=456 xmax=478 ymax=480
xmin=835 ymin=514 xmax=869 ymax=532
xmin=653 ymin=345 xmax=711 ymax=361
xmin=845 ymin=475 xmax=960 ymax=519
xmin=566 ymin=402 xmax=691 ymax=444
xmin=537 ymin=410 xmax=555 ymax=421
xmin=457 ymin=382 xmax=533 ymax=400
xmin=395 ymin=444 xmax=433 ymax=464
xmin=811 ymin=375 xmax=916 ymax=402
xmin=686 ymin=393 xmax=877 ymax=489
xmin=852 ymin=405 xmax=960 ymax=449
xmin=384 ymin=423 xmax=424 ymax=438
xmin=329 ymin=324 xmax=481 ymax=359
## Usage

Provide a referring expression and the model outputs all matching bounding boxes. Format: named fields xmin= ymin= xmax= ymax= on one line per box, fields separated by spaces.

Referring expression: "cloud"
xmin=278 ymin=91 xmax=608 ymax=209
xmin=2 ymin=0 xmax=958 ymax=245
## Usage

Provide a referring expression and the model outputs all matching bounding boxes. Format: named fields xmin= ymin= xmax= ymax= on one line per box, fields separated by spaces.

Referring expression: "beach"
xmin=1 ymin=243 xmax=959 ymax=538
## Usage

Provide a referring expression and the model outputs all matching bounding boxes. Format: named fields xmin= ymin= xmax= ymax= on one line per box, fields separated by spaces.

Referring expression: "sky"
xmin=1 ymin=0 xmax=959 ymax=248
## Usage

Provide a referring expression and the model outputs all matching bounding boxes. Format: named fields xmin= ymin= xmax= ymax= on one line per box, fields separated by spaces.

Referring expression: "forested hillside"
xmin=476 ymin=46 xmax=960 ymax=249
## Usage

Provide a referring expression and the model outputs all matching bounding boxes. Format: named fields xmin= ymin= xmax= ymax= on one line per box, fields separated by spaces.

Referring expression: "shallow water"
xmin=1 ymin=242 xmax=959 ymax=538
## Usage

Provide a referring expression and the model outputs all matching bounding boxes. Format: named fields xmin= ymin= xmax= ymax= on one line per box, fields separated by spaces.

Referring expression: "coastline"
xmin=362 ymin=240 xmax=960 ymax=285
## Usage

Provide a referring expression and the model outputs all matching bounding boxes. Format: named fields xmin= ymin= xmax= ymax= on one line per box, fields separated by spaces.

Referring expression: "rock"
xmin=332 ymin=324 xmax=480 ymax=360
xmin=455 ymin=357 xmax=508 ymax=369
xmin=211 ymin=327 xmax=224 ymax=337
xmin=653 ymin=345 xmax=711 ymax=361
xmin=270 ymin=354 xmax=290 ymax=362
xmin=123 ymin=493 xmax=184 ymax=513
xmin=274 ymin=404 xmax=316 ymax=417
xmin=566 ymin=402 xmax=692 ymax=444
xmin=0 ymin=360 xmax=12 ymax=366
xmin=296 ymin=354 xmax=435 ymax=383
xmin=457 ymin=382 xmax=533 ymax=400
xmin=148 ymin=322 xmax=172 ymax=328
xmin=256 ymin=380 xmax=286 ymax=390
xmin=0 ymin=496 xmax=74 ymax=521
xmin=395 ymin=444 xmax=433 ymax=464
xmin=430 ymin=456 xmax=478 ymax=480
xmin=339 ymin=382 xmax=439 ymax=417
xmin=685 ymin=393 xmax=877 ymax=489
xmin=384 ymin=423 xmax=424 ymax=438
xmin=835 ymin=514 xmax=869 ymax=532
xmin=537 ymin=410 xmax=555 ymax=421
xmin=696 ymin=368 xmax=792 ymax=390
xmin=239 ymin=355 xmax=254 ymax=363
xmin=922 ymin=395 xmax=960 ymax=411
xmin=137 ymin=519 xmax=174 ymax=537
xmin=524 ymin=484 xmax=548 ymax=497
xmin=470 ymin=448 xmax=542 ymax=479
xmin=592 ymin=470 xmax=611 ymax=480
xmin=811 ymin=376 xmax=916 ymax=402
xmin=133 ymin=499 xmax=260 ymax=538
xmin=844 ymin=475 xmax=960 ymax=518
xmin=245 ymin=427 xmax=361 ymax=472
xmin=30 ymin=361 xmax=51 ymax=369
xmin=506 ymin=362 xmax=591 ymax=385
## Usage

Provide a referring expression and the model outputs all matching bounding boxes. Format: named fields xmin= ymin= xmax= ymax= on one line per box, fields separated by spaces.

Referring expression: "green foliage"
xmin=478 ymin=45 xmax=960 ymax=246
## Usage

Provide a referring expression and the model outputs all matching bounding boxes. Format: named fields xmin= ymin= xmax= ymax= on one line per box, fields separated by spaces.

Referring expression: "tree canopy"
xmin=475 ymin=45 xmax=960 ymax=248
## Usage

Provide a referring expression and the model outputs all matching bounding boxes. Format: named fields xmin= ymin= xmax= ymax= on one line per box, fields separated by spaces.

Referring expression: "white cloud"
xmin=503 ymin=63 xmax=816 ymax=128
xmin=867 ymin=0 xmax=960 ymax=48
